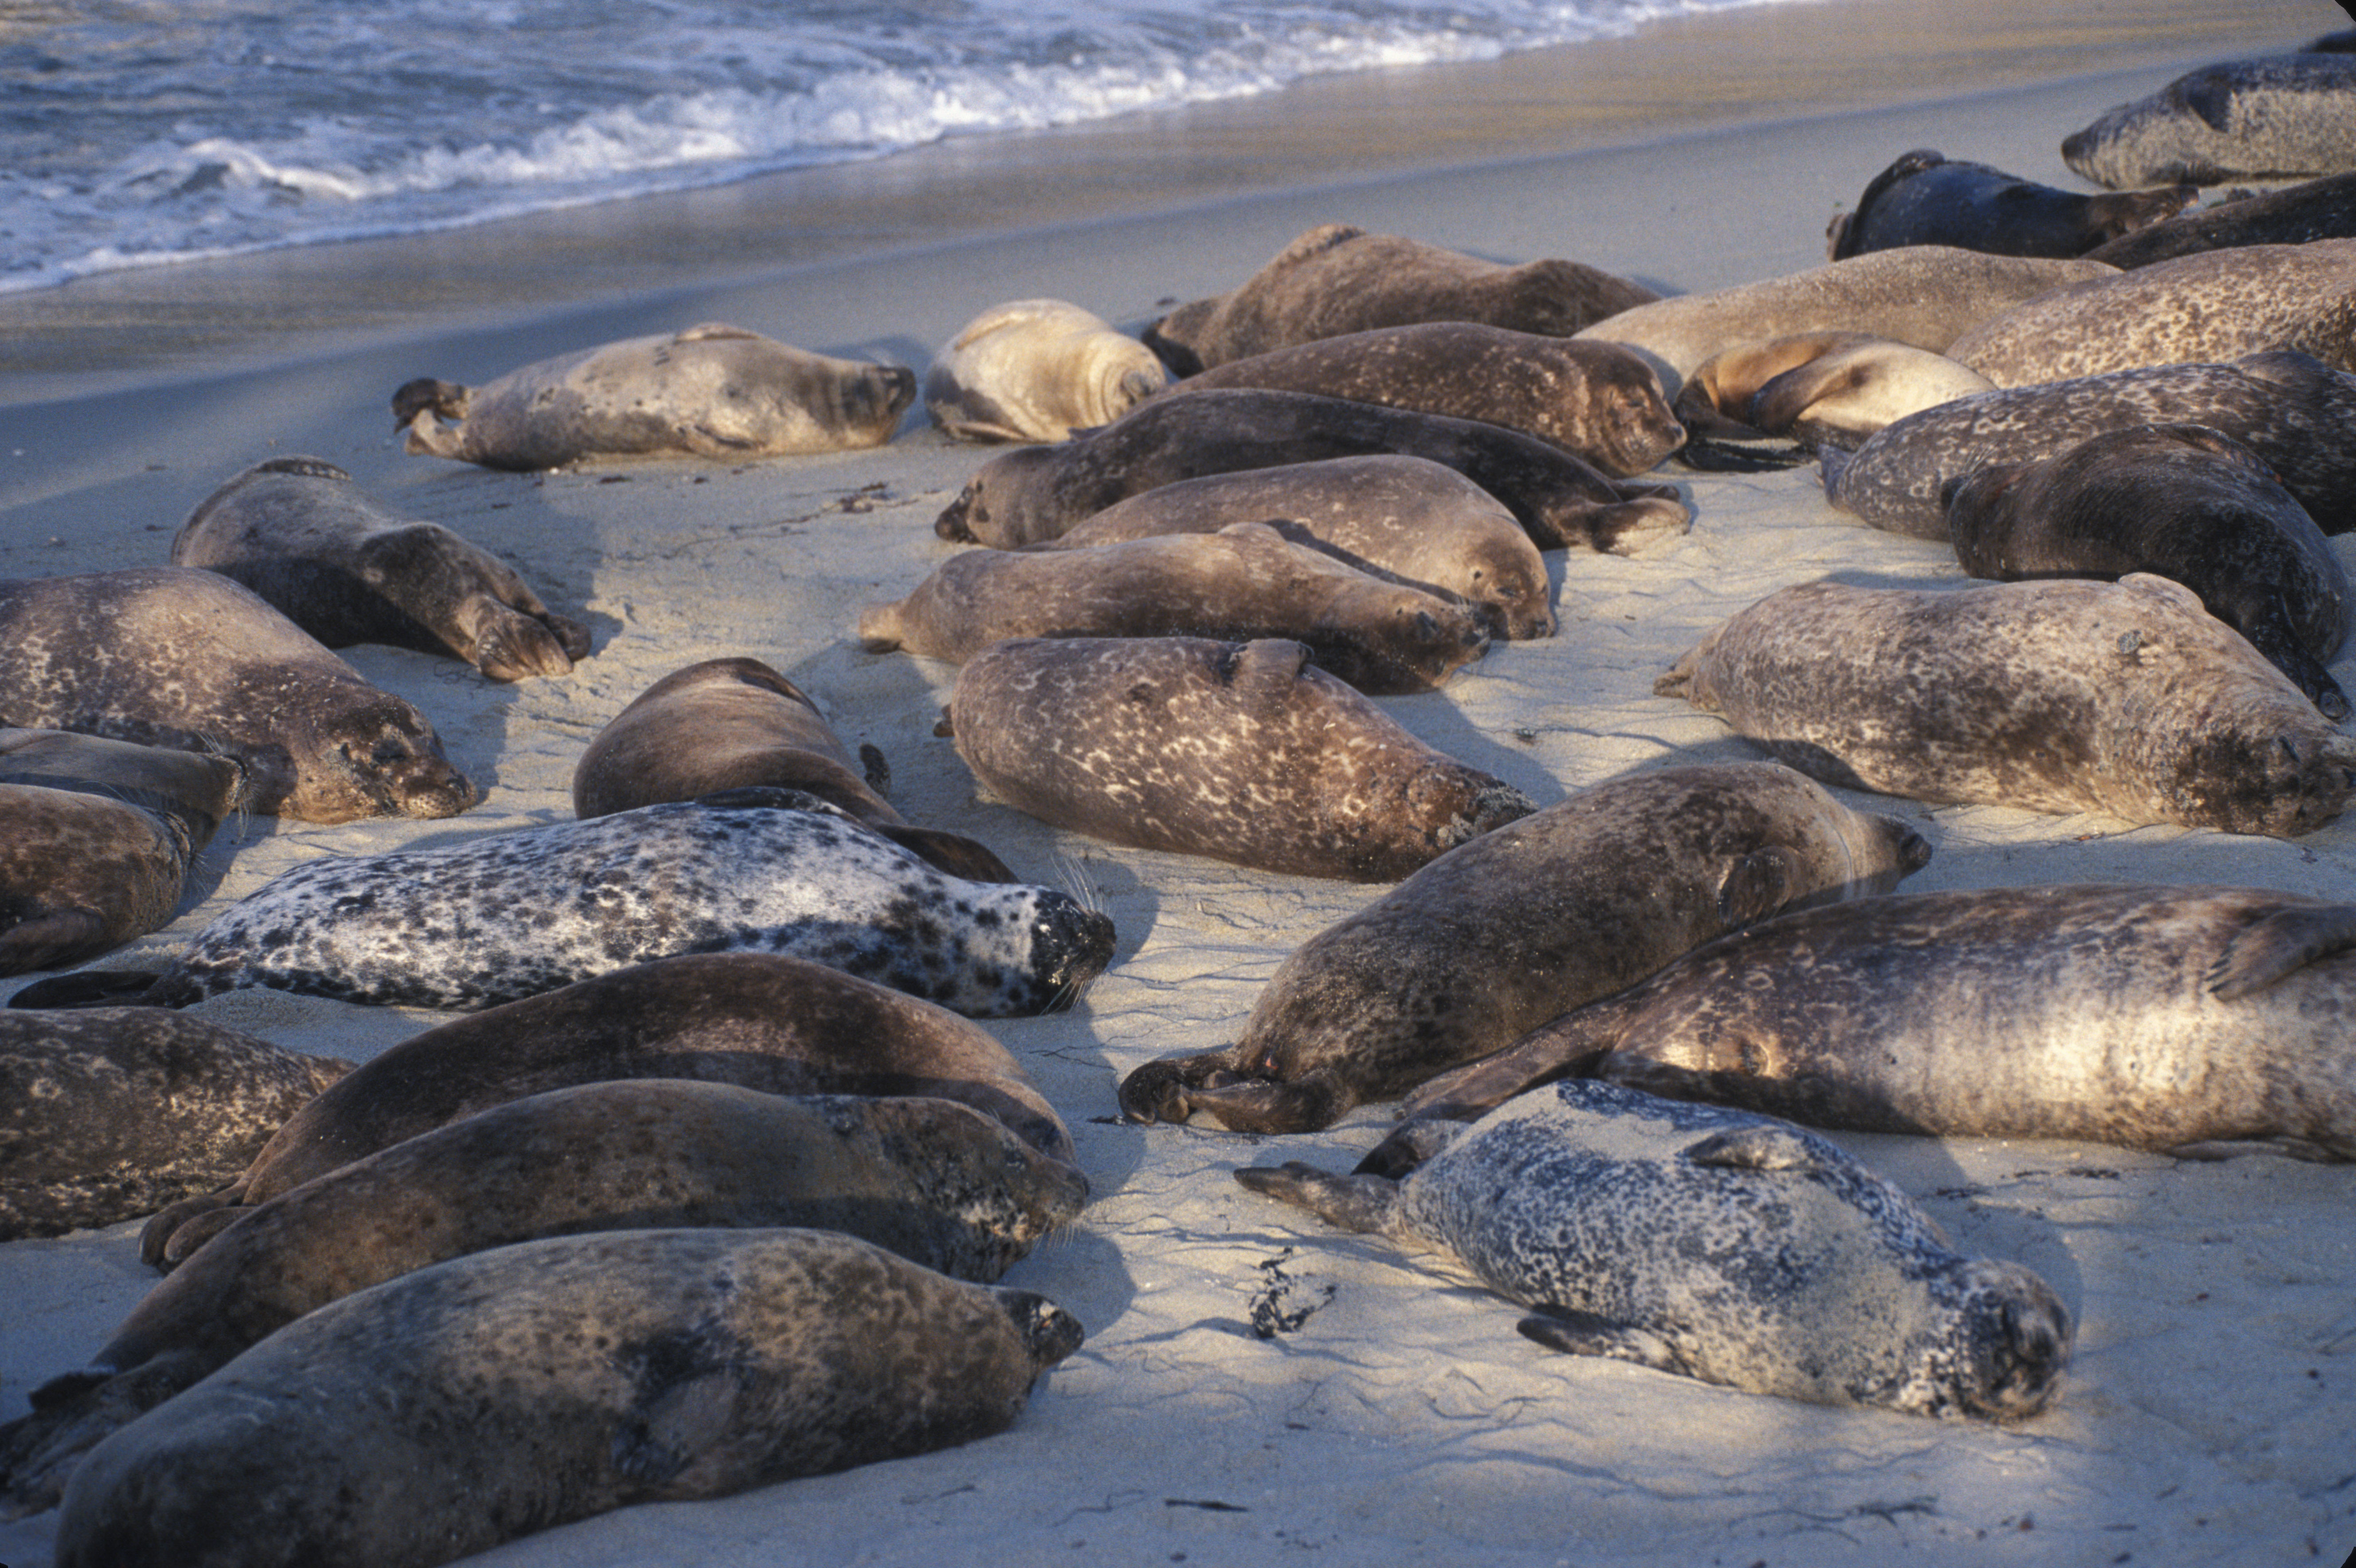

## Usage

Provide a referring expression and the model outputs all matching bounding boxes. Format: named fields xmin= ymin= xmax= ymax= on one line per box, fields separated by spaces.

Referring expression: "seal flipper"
xmin=2219 ymin=600 xmax=2352 ymax=721
xmin=0 ymin=1351 xmax=215 ymax=1521
xmin=1178 ymin=1070 xmax=1346 ymax=1134
xmin=1116 ymin=1049 xmax=1240 ymax=1124
xmin=138 ymin=1186 xmax=243 ymax=1269
xmin=1516 ymin=1306 xmax=1688 ymax=1374
xmin=2206 ymin=904 xmax=2356 ymax=1000
xmin=0 ymin=911 xmax=110 ymax=977
xmin=1682 ymin=1122 xmax=1829 ymax=1173
xmin=1234 ymin=1160 xmax=1400 ymax=1234
xmin=1717 ymin=846 xmax=1802 ymax=925
xmin=1349 ymin=1116 xmax=1465 ymax=1180
xmin=6 ymin=969 xmax=166 ymax=1010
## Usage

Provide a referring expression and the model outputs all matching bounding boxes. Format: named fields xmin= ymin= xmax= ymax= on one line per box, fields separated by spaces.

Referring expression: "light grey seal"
xmin=1672 ymin=332 xmax=1994 ymax=450
xmin=1115 ymin=761 xmax=1931 ymax=1132
xmin=172 ymin=456 xmax=592 ymax=681
xmin=394 ymin=322 xmax=918 ymax=470
xmin=1826 ymin=148 xmax=2193 ymax=260
xmin=0 ymin=728 xmax=242 ymax=976
xmin=1142 ymin=223 xmax=1658 ymax=375
xmin=2085 ymin=171 xmax=2356 ymax=267
xmin=2062 ymin=53 xmax=2356 ymax=188
xmin=52 ymin=1228 xmax=1084 ymax=1568
xmin=6 ymin=790 xmax=1116 ymax=1018
xmin=1658 ymin=574 xmax=2356 ymax=838
xmin=1943 ymin=422 xmax=2352 ymax=718
xmin=0 ymin=1008 xmax=351 ymax=1243
xmin=942 ymin=636 xmax=1534 ymax=882
xmin=860 ymin=523 xmax=1493 ymax=695
xmin=1167 ymin=322 xmax=1685 ymax=478
xmin=0 ymin=566 xmax=477 ymax=824
xmin=1238 ymin=1081 xmax=2070 ymax=1419
xmin=923 ymin=298 xmax=1169 ymax=442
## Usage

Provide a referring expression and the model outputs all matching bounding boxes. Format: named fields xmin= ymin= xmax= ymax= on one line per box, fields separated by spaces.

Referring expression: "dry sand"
xmin=6 ymin=2 xmax=2356 ymax=1563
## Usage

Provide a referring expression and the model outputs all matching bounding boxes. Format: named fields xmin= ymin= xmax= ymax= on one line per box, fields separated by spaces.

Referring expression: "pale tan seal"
xmin=2063 ymin=53 xmax=2356 ymax=188
xmin=1115 ymin=761 xmax=1931 ymax=1133
xmin=1673 ymin=332 xmax=1994 ymax=450
xmin=53 ymin=1228 xmax=1083 ymax=1568
xmin=172 ymin=456 xmax=591 ymax=681
xmin=395 ymin=322 xmax=918 ymax=469
xmin=1142 ymin=223 xmax=1658 ymax=375
xmin=860 ymin=522 xmax=1492 ymax=695
xmin=1658 ymin=574 xmax=2356 ymax=838
xmin=1826 ymin=148 xmax=2192 ymax=260
xmin=923 ymin=298 xmax=1169 ymax=442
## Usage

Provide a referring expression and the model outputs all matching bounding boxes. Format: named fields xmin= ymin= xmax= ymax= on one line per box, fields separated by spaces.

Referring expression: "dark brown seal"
xmin=1141 ymin=223 xmax=1657 ymax=376
xmin=2085 ymin=172 xmax=2356 ymax=267
xmin=172 ymin=456 xmax=591 ymax=681
xmin=1115 ymin=761 xmax=1932 ymax=1133
xmin=861 ymin=523 xmax=1492 ymax=695
xmin=942 ymin=636 xmax=1532 ymax=882
xmin=1943 ymin=422 xmax=2352 ymax=718
xmin=2062 ymin=53 xmax=2356 ymax=188
xmin=932 ymin=387 xmax=1688 ymax=554
xmin=1658 ymin=574 xmax=2356 ymax=838
xmin=52 ymin=1228 xmax=1083 ymax=1568
xmin=1826 ymin=149 xmax=2193 ymax=261
xmin=0 ymin=566 xmax=477 ymax=823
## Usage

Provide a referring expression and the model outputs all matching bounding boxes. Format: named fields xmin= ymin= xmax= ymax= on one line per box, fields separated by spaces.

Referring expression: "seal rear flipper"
xmin=1115 ymin=1050 xmax=1238 ymax=1124
xmin=153 ymin=1203 xmax=247 ymax=1270
xmin=6 ymin=969 xmax=166 ymax=1010
xmin=2206 ymin=904 xmax=2356 ymax=1000
xmin=1234 ymin=1161 xmax=1399 ymax=1234
xmin=0 ymin=1352 xmax=215 ymax=1520
xmin=1350 ymin=1115 xmax=1466 ymax=1180
xmin=1576 ymin=496 xmax=1692 ymax=558
xmin=1394 ymin=1009 xmax=1630 ymax=1129
xmin=137 ymin=1187 xmax=244 ymax=1269
xmin=1180 ymin=1071 xmax=1347 ymax=1133
xmin=459 ymin=599 xmax=582 ymax=682
xmin=1516 ymin=1307 xmax=1687 ymax=1374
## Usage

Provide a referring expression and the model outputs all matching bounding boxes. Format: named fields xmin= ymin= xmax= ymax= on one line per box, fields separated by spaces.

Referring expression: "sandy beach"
xmin=7 ymin=0 xmax=2356 ymax=1563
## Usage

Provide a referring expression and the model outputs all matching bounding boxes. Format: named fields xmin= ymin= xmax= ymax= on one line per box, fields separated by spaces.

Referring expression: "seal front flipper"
xmin=1682 ymin=1122 xmax=1832 ymax=1173
xmin=2225 ymin=604 xmax=2352 ymax=721
xmin=1516 ymin=1307 xmax=1688 ymax=1374
xmin=1349 ymin=1116 xmax=1464 ymax=1180
xmin=1234 ymin=1161 xmax=1400 ymax=1234
xmin=2206 ymin=904 xmax=2356 ymax=1000
xmin=1121 ymin=1057 xmax=1347 ymax=1134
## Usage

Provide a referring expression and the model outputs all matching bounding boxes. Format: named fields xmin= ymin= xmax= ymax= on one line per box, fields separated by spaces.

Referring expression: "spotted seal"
xmin=1238 ymin=1081 xmax=2070 ymax=1419
xmin=861 ymin=523 xmax=1492 ymax=695
xmin=1658 ymin=574 xmax=2356 ymax=838
xmin=0 ymin=566 xmax=476 ymax=824
xmin=1142 ymin=223 xmax=1658 ymax=376
xmin=0 ymin=1008 xmax=351 ymax=1243
xmin=6 ymin=790 xmax=1115 ymax=1018
xmin=51 ymin=1228 xmax=1083 ymax=1568
xmin=2062 ymin=53 xmax=2356 ymax=188
xmin=1672 ymin=332 xmax=1994 ymax=451
xmin=933 ymin=387 xmax=1689 ymax=554
xmin=394 ymin=322 xmax=918 ymax=470
xmin=2085 ymin=171 xmax=2356 ymax=267
xmin=1943 ymin=422 xmax=2352 ymax=718
xmin=1115 ymin=762 xmax=1931 ymax=1133
xmin=942 ymin=636 xmax=1533 ymax=882
xmin=171 ymin=456 xmax=592 ymax=681
xmin=923 ymin=298 xmax=1169 ymax=443
xmin=1826 ymin=149 xmax=2192 ymax=260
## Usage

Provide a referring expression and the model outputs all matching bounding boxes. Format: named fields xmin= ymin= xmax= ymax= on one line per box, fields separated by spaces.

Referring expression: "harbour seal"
xmin=1238 ymin=1081 xmax=2070 ymax=1419
xmin=1115 ymin=761 xmax=1931 ymax=1133
xmin=172 ymin=456 xmax=592 ymax=681
xmin=0 ymin=1083 xmax=1087 ymax=1518
xmin=1048 ymin=455 xmax=1556 ymax=641
xmin=51 ymin=1228 xmax=1084 ymax=1568
xmin=923 ymin=298 xmax=1169 ymax=443
xmin=860 ymin=523 xmax=1493 ymax=695
xmin=6 ymin=790 xmax=1116 ymax=1018
xmin=1819 ymin=351 xmax=2356 ymax=539
xmin=2084 ymin=171 xmax=2356 ymax=267
xmin=0 ymin=728 xmax=242 ymax=975
xmin=1166 ymin=323 xmax=1685 ymax=478
xmin=942 ymin=636 xmax=1533 ymax=882
xmin=2062 ymin=53 xmax=2356 ymax=188
xmin=1381 ymin=884 xmax=2356 ymax=1170
xmin=1826 ymin=148 xmax=2193 ymax=260
xmin=394 ymin=322 xmax=918 ymax=470
xmin=0 ymin=566 xmax=477 ymax=824
xmin=0 ymin=1008 xmax=351 ymax=1242
xmin=933 ymin=387 xmax=1689 ymax=554
xmin=1943 ymin=240 xmax=2356 ymax=385
xmin=1943 ymin=422 xmax=2352 ymax=718
xmin=1142 ymin=223 xmax=1658 ymax=376
xmin=1657 ymin=574 xmax=2356 ymax=838
xmin=1672 ymin=332 xmax=1994 ymax=450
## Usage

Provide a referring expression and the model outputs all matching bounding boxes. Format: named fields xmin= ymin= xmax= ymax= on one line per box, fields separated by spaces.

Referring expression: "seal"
xmin=1672 ymin=332 xmax=1994 ymax=451
xmin=0 ymin=728 xmax=243 ymax=976
xmin=923 ymin=298 xmax=1169 ymax=443
xmin=51 ymin=1228 xmax=1084 ymax=1568
xmin=1658 ymin=574 xmax=2356 ymax=838
xmin=6 ymin=790 xmax=1116 ymax=1018
xmin=0 ymin=1007 xmax=351 ymax=1243
xmin=1826 ymin=148 xmax=2193 ymax=260
xmin=942 ymin=636 xmax=1534 ymax=882
xmin=1168 ymin=323 xmax=1685 ymax=478
xmin=1943 ymin=422 xmax=2352 ymax=718
xmin=1380 ymin=884 xmax=2356 ymax=1171
xmin=860 ymin=523 xmax=1493 ymax=695
xmin=394 ymin=322 xmax=918 ymax=470
xmin=1943 ymin=240 xmax=2356 ymax=386
xmin=1142 ymin=223 xmax=1659 ymax=376
xmin=2085 ymin=171 xmax=2356 ymax=267
xmin=932 ymin=386 xmax=1689 ymax=554
xmin=1048 ymin=455 xmax=1556 ymax=641
xmin=0 ymin=1082 xmax=1088 ymax=1518
xmin=1237 ymin=1081 xmax=2070 ymax=1419
xmin=172 ymin=456 xmax=592 ymax=681
xmin=0 ymin=566 xmax=477 ymax=824
xmin=1115 ymin=761 xmax=1931 ymax=1133
xmin=2062 ymin=53 xmax=2356 ymax=188
xmin=1819 ymin=350 xmax=2356 ymax=540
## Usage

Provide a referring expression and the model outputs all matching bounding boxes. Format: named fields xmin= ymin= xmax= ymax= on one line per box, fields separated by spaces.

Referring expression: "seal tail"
xmin=6 ymin=970 xmax=168 ymax=1010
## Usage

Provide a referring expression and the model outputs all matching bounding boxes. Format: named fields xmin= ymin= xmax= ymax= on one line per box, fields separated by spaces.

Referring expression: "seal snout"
xmin=1958 ymin=1265 xmax=2074 ymax=1420
xmin=1027 ymin=896 xmax=1117 ymax=1007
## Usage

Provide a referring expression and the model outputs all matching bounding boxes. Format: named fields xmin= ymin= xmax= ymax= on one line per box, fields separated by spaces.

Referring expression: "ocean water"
xmin=1 ymin=0 xmax=1798 ymax=295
